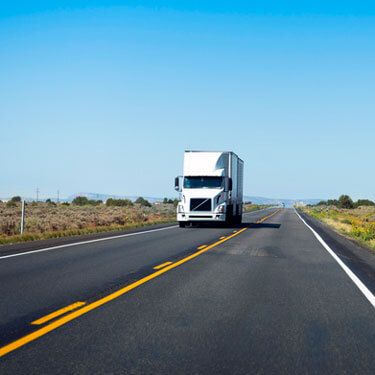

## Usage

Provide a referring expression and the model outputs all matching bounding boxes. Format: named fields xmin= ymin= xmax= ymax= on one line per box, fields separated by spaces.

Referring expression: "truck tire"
xmin=179 ymin=222 xmax=186 ymax=228
xmin=225 ymin=205 xmax=233 ymax=226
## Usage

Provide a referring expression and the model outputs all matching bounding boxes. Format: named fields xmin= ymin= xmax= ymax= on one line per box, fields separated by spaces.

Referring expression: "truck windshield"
xmin=183 ymin=176 xmax=223 ymax=189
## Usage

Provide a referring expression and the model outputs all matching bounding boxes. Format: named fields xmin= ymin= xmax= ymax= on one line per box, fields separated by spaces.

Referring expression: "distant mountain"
xmin=66 ymin=192 xmax=163 ymax=203
xmin=244 ymin=196 xmax=323 ymax=207
xmin=67 ymin=193 xmax=323 ymax=207
xmin=1 ymin=193 xmax=324 ymax=206
xmin=244 ymin=196 xmax=280 ymax=205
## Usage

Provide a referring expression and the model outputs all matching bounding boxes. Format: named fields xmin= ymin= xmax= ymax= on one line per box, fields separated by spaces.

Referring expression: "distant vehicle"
xmin=174 ymin=150 xmax=244 ymax=227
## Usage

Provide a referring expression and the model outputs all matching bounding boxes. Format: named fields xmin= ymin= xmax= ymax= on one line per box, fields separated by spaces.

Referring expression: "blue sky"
xmin=1 ymin=1 xmax=374 ymax=200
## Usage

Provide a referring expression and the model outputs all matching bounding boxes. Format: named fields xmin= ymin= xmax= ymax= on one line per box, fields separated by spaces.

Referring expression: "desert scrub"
xmin=351 ymin=223 xmax=375 ymax=242
xmin=301 ymin=205 xmax=375 ymax=251
xmin=0 ymin=202 xmax=175 ymax=245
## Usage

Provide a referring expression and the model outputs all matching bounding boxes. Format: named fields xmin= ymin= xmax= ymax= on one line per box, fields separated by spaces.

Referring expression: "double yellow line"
xmin=0 ymin=209 xmax=280 ymax=358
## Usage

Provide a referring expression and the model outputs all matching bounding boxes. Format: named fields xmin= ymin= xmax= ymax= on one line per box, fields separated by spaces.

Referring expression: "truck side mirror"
xmin=174 ymin=176 xmax=182 ymax=192
xmin=228 ymin=178 xmax=233 ymax=191
xmin=224 ymin=177 xmax=233 ymax=192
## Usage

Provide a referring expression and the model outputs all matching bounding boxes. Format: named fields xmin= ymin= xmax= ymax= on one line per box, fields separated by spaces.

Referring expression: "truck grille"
xmin=190 ymin=198 xmax=211 ymax=212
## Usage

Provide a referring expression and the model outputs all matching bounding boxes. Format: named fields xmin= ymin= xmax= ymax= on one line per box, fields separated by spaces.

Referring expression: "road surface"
xmin=1 ymin=208 xmax=374 ymax=374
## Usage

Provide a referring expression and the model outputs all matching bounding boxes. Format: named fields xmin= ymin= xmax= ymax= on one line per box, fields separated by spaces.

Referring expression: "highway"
xmin=1 ymin=208 xmax=374 ymax=374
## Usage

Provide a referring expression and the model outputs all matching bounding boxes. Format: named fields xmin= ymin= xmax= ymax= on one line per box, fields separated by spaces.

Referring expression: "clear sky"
xmin=1 ymin=1 xmax=374 ymax=200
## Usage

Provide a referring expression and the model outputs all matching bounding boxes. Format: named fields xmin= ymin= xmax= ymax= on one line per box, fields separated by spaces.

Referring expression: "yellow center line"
xmin=0 ymin=227 xmax=248 ymax=358
xmin=153 ymin=261 xmax=173 ymax=270
xmin=31 ymin=302 xmax=86 ymax=325
xmin=197 ymin=245 xmax=207 ymax=250
xmin=256 ymin=209 xmax=280 ymax=224
xmin=0 ymin=210 xmax=281 ymax=357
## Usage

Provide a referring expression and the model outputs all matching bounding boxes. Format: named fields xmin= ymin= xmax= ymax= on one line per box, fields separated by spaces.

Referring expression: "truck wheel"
xmin=179 ymin=222 xmax=186 ymax=228
xmin=225 ymin=207 xmax=233 ymax=226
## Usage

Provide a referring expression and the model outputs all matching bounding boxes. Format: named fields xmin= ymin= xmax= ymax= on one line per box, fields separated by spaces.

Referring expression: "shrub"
xmin=163 ymin=198 xmax=178 ymax=206
xmin=338 ymin=195 xmax=354 ymax=209
xmin=327 ymin=199 xmax=339 ymax=206
xmin=45 ymin=199 xmax=56 ymax=206
xmin=316 ymin=196 xmax=375 ymax=209
xmin=89 ymin=199 xmax=102 ymax=206
xmin=72 ymin=196 xmax=89 ymax=206
xmin=355 ymin=199 xmax=375 ymax=207
xmin=341 ymin=219 xmax=352 ymax=224
xmin=106 ymin=198 xmax=133 ymax=207
xmin=351 ymin=224 xmax=375 ymax=241
xmin=10 ymin=196 xmax=22 ymax=202
xmin=72 ymin=196 xmax=102 ymax=206
xmin=135 ymin=197 xmax=151 ymax=207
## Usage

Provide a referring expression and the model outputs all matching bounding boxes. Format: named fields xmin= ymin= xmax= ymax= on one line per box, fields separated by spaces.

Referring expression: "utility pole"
xmin=36 ymin=187 xmax=39 ymax=202
xmin=57 ymin=190 xmax=60 ymax=203
xmin=20 ymin=199 xmax=25 ymax=234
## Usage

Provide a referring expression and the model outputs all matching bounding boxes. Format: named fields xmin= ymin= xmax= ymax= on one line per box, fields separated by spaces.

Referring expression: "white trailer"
xmin=174 ymin=151 xmax=244 ymax=227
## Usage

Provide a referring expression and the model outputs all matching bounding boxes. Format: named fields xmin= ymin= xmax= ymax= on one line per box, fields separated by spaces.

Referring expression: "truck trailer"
xmin=174 ymin=150 xmax=244 ymax=227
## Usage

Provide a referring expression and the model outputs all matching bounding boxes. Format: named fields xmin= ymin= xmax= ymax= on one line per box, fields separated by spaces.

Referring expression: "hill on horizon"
xmin=0 ymin=192 xmax=324 ymax=207
xmin=67 ymin=193 xmax=323 ymax=207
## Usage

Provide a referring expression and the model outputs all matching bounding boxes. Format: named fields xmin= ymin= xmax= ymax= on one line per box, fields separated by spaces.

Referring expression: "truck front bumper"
xmin=177 ymin=213 xmax=226 ymax=222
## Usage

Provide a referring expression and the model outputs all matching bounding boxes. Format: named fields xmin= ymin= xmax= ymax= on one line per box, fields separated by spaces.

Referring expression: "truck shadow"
xmin=188 ymin=222 xmax=281 ymax=229
xmin=247 ymin=223 xmax=281 ymax=229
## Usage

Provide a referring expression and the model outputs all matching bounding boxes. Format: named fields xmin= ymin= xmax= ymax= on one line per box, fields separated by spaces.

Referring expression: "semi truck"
xmin=174 ymin=150 xmax=244 ymax=227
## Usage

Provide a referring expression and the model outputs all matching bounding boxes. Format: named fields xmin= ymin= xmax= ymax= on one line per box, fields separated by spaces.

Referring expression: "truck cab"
xmin=175 ymin=151 xmax=244 ymax=227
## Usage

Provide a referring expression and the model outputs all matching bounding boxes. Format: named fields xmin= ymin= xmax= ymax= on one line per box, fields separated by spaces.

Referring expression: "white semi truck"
xmin=175 ymin=151 xmax=244 ymax=227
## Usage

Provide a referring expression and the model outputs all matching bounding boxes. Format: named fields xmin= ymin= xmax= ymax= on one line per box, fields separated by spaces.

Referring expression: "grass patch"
xmin=0 ymin=218 xmax=175 ymax=246
xmin=301 ymin=205 xmax=375 ymax=251
xmin=0 ymin=202 xmax=175 ymax=245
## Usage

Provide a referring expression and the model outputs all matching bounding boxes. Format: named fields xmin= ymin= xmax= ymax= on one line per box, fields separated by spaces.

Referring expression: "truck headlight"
xmin=215 ymin=204 xmax=225 ymax=213
xmin=177 ymin=204 xmax=185 ymax=213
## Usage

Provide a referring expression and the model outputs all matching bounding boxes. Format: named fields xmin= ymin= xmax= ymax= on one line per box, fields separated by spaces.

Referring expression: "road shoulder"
xmin=297 ymin=209 xmax=375 ymax=295
xmin=0 ymin=222 xmax=177 ymax=257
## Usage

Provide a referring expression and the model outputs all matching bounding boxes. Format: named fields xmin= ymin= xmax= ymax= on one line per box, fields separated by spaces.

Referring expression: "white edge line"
xmin=0 ymin=206 xmax=278 ymax=261
xmin=294 ymin=208 xmax=375 ymax=309
xmin=0 ymin=225 xmax=178 ymax=260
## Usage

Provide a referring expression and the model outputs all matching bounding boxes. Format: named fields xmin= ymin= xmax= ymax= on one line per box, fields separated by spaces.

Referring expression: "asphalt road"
xmin=1 ymin=208 xmax=374 ymax=374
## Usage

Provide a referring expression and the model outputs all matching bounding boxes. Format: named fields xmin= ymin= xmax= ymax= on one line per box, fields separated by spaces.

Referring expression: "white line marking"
xmin=0 ymin=207 xmax=277 ymax=261
xmin=295 ymin=209 xmax=375 ymax=309
xmin=0 ymin=226 xmax=178 ymax=260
